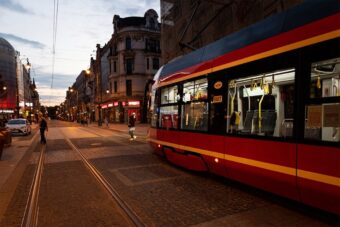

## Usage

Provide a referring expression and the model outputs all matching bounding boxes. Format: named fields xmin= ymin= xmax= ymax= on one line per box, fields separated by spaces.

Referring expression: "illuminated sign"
xmin=101 ymin=104 xmax=108 ymax=109
xmin=122 ymin=102 xmax=126 ymax=106
xmin=128 ymin=101 xmax=140 ymax=106
xmin=108 ymin=103 xmax=113 ymax=107
xmin=214 ymin=81 xmax=223 ymax=89
xmin=114 ymin=102 xmax=119 ymax=106
xmin=212 ymin=95 xmax=222 ymax=103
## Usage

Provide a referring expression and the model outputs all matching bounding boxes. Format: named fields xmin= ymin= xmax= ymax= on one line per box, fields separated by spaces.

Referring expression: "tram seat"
xmin=241 ymin=110 xmax=254 ymax=134
xmin=281 ymin=119 xmax=294 ymax=137
xmin=161 ymin=114 xmax=173 ymax=129
xmin=252 ymin=110 xmax=277 ymax=136
xmin=304 ymin=127 xmax=321 ymax=140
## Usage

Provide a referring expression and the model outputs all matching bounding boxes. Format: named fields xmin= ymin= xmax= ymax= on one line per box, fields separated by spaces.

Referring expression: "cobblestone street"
xmin=0 ymin=120 xmax=337 ymax=226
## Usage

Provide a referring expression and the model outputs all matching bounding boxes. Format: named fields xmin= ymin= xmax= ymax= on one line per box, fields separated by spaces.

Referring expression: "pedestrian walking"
xmin=39 ymin=115 xmax=48 ymax=144
xmin=128 ymin=112 xmax=136 ymax=140
xmin=104 ymin=116 xmax=109 ymax=128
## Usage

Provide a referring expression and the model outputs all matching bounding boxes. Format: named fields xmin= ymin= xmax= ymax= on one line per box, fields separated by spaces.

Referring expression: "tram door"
xmin=209 ymin=74 xmax=227 ymax=134
xmin=207 ymin=74 xmax=228 ymax=176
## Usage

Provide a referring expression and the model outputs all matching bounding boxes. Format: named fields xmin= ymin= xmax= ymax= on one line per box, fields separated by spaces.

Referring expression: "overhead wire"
xmin=50 ymin=0 xmax=59 ymax=106
xmin=52 ymin=0 xmax=59 ymax=89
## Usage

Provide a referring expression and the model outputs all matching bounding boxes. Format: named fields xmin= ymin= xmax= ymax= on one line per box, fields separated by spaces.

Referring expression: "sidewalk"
xmin=87 ymin=122 xmax=150 ymax=137
xmin=0 ymin=123 xmax=39 ymax=187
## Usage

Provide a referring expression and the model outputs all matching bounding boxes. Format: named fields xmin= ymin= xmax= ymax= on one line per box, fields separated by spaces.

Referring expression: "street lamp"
xmin=69 ymin=87 xmax=79 ymax=122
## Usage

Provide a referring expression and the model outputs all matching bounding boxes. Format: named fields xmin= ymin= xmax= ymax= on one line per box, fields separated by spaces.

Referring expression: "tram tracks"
xmin=63 ymin=135 xmax=145 ymax=226
xmin=21 ymin=144 xmax=45 ymax=227
xmin=20 ymin=127 xmax=146 ymax=226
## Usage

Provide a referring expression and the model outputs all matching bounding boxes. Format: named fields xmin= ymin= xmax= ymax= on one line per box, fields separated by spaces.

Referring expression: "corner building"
xmin=160 ymin=0 xmax=303 ymax=64
xmin=97 ymin=9 xmax=161 ymax=123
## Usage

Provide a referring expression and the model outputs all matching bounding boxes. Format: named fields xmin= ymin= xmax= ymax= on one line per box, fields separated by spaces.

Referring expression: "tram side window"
xmin=160 ymin=105 xmax=179 ymax=129
xmin=159 ymin=85 xmax=179 ymax=130
xmin=161 ymin=85 xmax=178 ymax=104
xmin=305 ymin=57 xmax=340 ymax=142
xmin=226 ymin=69 xmax=295 ymax=137
xmin=151 ymin=89 xmax=160 ymax=127
xmin=181 ymin=78 xmax=208 ymax=131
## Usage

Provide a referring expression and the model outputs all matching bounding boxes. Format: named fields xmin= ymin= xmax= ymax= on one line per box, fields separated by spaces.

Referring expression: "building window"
xmin=153 ymin=58 xmax=159 ymax=70
xmin=145 ymin=39 xmax=160 ymax=53
xmin=150 ymin=18 xmax=155 ymax=29
xmin=126 ymin=80 xmax=132 ymax=96
xmin=110 ymin=82 xmax=112 ymax=93
xmin=114 ymin=81 xmax=117 ymax=93
xmin=109 ymin=63 xmax=112 ymax=74
xmin=125 ymin=58 xmax=134 ymax=75
xmin=147 ymin=58 xmax=149 ymax=70
xmin=113 ymin=61 xmax=117 ymax=73
xmin=126 ymin=37 xmax=131 ymax=50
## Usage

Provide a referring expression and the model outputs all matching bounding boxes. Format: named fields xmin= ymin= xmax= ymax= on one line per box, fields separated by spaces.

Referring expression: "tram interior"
xmin=227 ymin=69 xmax=295 ymax=137
xmin=308 ymin=57 xmax=340 ymax=142
xmin=228 ymin=57 xmax=340 ymax=142
xmin=156 ymin=57 xmax=339 ymax=142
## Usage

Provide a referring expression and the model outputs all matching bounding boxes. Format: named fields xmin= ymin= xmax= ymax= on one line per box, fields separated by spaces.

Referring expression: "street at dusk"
xmin=0 ymin=0 xmax=339 ymax=226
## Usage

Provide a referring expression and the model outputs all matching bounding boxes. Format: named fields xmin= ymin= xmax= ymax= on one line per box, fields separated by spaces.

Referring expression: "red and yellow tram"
xmin=149 ymin=0 xmax=340 ymax=214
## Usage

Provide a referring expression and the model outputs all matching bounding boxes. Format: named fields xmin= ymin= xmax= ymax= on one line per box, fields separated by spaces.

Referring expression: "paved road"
xmin=0 ymin=120 xmax=337 ymax=226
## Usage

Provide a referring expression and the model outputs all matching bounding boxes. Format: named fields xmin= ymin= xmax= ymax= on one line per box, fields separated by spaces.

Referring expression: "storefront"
xmin=100 ymin=100 xmax=141 ymax=123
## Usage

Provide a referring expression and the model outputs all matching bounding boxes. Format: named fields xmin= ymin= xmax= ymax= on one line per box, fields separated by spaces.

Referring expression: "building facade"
xmin=0 ymin=37 xmax=40 ymax=123
xmin=160 ymin=0 xmax=303 ymax=64
xmin=0 ymin=37 xmax=16 ymax=120
xmin=94 ymin=9 xmax=161 ymax=123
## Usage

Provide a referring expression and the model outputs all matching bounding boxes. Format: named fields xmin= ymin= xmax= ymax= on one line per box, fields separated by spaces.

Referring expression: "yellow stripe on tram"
xmin=148 ymin=138 xmax=340 ymax=187
xmin=159 ymin=29 xmax=340 ymax=88
xmin=298 ymin=169 xmax=340 ymax=188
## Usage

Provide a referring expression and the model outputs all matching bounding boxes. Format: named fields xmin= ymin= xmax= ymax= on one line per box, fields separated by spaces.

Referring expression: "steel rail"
xmin=79 ymin=126 xmax=148 ymax=142
xmin=21 ymin=144 xmax=46 ymax=227
xmin=63 ymin=135 xmax=146 ymax=227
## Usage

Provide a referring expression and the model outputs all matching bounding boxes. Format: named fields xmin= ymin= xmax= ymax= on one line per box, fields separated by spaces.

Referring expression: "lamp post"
xmin=69 ymin=88 xmax=79 ymax=122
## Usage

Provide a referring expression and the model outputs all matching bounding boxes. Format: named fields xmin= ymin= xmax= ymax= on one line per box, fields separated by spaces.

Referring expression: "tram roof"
xmin=159 ymin=0 xmax=339 ymax=81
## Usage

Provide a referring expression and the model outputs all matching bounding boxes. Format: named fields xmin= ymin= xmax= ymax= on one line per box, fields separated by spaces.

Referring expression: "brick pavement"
xmin=87 ymin=121 xmax=150 ymax=137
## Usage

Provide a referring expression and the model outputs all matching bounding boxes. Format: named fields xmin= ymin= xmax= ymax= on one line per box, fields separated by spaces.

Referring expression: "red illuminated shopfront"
xmin=101 ymin=100 xmax=141 ymax=123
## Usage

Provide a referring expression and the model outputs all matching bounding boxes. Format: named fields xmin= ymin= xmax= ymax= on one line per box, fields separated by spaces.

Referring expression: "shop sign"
xmin=128 ymin=101 xmax=140 ymax=106
xmin=101 ymin=104 xmax=108 ymax=109
xmin=108 ymin=103 xmax=113 ymax=107
xmin=114 ymin=102 xmax=119 ymax=106
xmin=122 ymin=101 xmax=126 ymax=106
xmin=0 ymin=109 xmax=14 ymax=113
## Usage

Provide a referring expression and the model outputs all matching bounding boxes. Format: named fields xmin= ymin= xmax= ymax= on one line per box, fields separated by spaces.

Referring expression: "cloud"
xmin=34 ymin=72 xmax=76 ymax=90
xmin=0 ymin=33 xmax=45 ymax=49
xmin=35 ymin=84 xmax=67 ymax=106
xmin=0 ymin=0 xmax=33 ymax=14
xmin=104 ymin=0 xmax=160 ymax=17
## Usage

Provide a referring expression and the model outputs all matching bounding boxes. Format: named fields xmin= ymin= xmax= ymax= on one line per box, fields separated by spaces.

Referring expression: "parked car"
xmin=5 ymin=118 xmax=32 ymax=136
xmin=0 ymin=128 xmax=12 ymax=146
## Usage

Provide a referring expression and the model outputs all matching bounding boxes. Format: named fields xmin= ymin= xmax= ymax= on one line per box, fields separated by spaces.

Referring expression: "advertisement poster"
xmin=307 ymin=105 xmax=322 ymax=128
